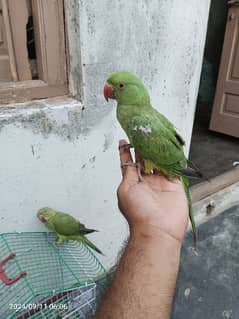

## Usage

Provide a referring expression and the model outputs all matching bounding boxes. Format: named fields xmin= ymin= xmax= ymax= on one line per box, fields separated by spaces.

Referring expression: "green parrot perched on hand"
xmin=37 ymin=207 xmax=102 ymax=254
xmin=103 ymin=71 xmax=202 ymax=244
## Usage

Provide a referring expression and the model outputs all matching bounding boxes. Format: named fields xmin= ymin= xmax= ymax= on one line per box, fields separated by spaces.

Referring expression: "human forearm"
xmin=95 ymin=228 xmax=181 ymax=319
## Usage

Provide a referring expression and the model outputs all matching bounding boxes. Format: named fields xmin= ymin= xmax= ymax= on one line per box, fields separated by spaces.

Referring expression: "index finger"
xmin=118 ymin=139 xmax=137 ymax=179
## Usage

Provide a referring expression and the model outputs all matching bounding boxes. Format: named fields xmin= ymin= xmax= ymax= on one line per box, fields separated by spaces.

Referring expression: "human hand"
xmin=117 ymin=140 xmax=188 ymax=243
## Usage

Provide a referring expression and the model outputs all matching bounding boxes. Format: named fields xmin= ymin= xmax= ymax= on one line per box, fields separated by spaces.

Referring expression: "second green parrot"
xmin=37 ymin=207 xmax=102 ymax=254
xmin=104 ymin=71 xmax=202 ymax=244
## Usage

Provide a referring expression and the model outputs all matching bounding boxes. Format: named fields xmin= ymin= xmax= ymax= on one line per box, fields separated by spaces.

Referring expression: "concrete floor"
xmin=172 ymin=205 xmax=239 ymax=319
xmin=189 ymin=102 xmax=239 ymax=186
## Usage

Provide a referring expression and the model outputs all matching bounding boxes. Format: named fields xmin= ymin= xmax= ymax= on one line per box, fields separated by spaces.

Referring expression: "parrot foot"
xmin=121 ymin=161 xmax=144 ymax=182
xmin=56 ymin=234 xmax=67 ymax=244
xmin=118 ymin=143 xmax=133 ymax=151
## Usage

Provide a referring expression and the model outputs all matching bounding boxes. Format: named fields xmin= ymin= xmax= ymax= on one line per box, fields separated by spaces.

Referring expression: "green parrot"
xmin=103 ymin=71 xmax=202 ymax=244
xmin=37 ymin=207 xmax=103 ymax=254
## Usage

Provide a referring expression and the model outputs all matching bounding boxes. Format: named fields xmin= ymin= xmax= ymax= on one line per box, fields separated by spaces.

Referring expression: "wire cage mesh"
xmin=0 ymin=232 xmax=108 ymax=319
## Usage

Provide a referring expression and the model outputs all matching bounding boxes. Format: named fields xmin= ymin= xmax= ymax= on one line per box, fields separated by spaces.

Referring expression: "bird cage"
xmin=0 ymin=232 xmax=108 ymax=319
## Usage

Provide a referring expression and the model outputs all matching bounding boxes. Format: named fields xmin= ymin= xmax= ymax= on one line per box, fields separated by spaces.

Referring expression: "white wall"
xmin=65 ymin=0 xmax=211 ymax=154
xmin=0 ymin=98 xmax=126 ymax=266
xmin=0 ymin=0 xmax=210 ymax=267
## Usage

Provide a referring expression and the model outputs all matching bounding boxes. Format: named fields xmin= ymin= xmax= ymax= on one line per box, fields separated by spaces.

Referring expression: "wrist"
xmin=129 ymin=223 xmax=183 ymax=249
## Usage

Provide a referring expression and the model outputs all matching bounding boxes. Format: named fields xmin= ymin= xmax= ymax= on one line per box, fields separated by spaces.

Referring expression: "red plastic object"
xmin=0 ymin=253 xmax=26 ymax=285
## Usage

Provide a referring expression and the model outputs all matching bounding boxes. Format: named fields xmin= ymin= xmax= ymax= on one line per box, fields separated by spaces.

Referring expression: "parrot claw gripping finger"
xmin=56 ymin=234 xmax=67 ymax=244
xmin=121 ymin=161 xmax=144 ymax=182
xmin=118 ymin=143 xmax=133 ymax=151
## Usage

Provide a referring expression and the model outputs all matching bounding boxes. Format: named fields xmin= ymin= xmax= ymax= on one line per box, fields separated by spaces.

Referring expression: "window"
xmin=0 ymin=0 xmax=68 ymax=104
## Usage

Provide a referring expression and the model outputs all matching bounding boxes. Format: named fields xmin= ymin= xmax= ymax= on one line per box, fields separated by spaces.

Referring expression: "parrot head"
xmin=104 ymin=71 xmax=150 ymax=106
xmin=37 ymin=207 xmax=56 ymax=223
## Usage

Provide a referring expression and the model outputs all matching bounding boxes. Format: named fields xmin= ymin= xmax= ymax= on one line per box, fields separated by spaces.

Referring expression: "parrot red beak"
xmin=104 ymin=83 xmax=115 ymax=101
xmin=38 ymin=215 xmax=45 ymax=222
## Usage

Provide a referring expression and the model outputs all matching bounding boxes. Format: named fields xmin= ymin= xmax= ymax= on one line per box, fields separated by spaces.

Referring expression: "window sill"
xmin=0 ymin=96 xmax=82 ymax=113
xmin=0 ymin=96 xmax=85 ymax=141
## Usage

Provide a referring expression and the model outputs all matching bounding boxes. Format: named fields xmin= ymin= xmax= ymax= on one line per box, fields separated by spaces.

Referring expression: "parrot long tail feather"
xmin=188 ymin=159 xmax=212 ymax=183
xmin=78 ymin=228 xmax=98 ymax=235
xmin=181 ymin=176 xmax=198 ymax=246
xmin=78 ymin=235 xmax=103 ymax=255
xmin=187 ymin=160 xmax=203 ymax=178
xmin=180 ymin=167 xmax=203 ymax=179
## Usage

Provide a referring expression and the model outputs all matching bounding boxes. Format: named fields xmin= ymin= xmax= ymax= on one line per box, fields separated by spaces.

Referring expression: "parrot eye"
xmin=118 ymin=83 xmax=125 ymax=90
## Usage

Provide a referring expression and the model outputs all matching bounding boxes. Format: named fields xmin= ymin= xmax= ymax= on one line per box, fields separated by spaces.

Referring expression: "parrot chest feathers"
xmin=44 ymin=219 xmax=56 ymax=232
xmin=117 ymin=103 xmax=146 ymax=133
xmin=133 ymin=124 xmax=152 ymax=136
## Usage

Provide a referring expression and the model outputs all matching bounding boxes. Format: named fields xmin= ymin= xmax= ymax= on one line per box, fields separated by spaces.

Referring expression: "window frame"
xmin=0 ymin=0 xmax=68 ymax=104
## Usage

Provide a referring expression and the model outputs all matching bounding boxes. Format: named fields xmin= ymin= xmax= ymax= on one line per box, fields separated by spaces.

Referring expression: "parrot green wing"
xmin=50 ymin=212 xmax=81 ymax=236
xmin=155 ymin=110 xmax=185 ymax=146
xmin=127 ymin=110 xmax=187 ymax=176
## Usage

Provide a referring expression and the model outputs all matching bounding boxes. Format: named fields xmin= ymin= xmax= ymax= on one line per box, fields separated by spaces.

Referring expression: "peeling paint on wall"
xmin=0 ymin=98 xmax=91 ymax=141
